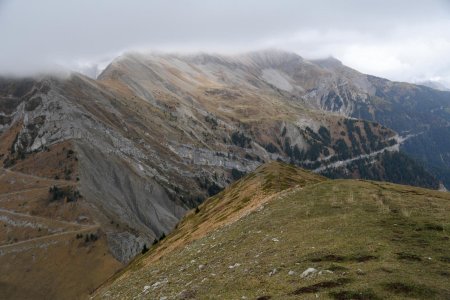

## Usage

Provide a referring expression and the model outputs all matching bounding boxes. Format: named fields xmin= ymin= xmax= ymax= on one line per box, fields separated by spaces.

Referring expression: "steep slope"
xmin=107 ymin=162 xmax=325 ymax=268
xmin=0 ymin=76 xmax=188 ymax=298
xmin=101 ymin=50 xmax=448 ymax=187
xmin=94 ymin=162 xmax=450 ymax=300
xmin=309 ymin=58 xmax=450 ymax=188
xmin=360 ymin=76 xmax=450 ymax=187
xmin=0 ymin=76 xmax=188 ymax=262
xmin=97 ymin=51 xmax=436 ymax=187
xmin=0 ymin=50 xmax=445 ymax=298
xmin=0 ymin=50 xmax=422 ymax=260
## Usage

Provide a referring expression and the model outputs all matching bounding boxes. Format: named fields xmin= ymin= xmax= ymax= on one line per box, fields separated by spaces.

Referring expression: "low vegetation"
xmin=94 ymin=162 xmax=450 ymax=299
xmin=48 ymin=185 xmax=81 ymax=202
xmin=231 ymin=131 xmax=252 ymax=148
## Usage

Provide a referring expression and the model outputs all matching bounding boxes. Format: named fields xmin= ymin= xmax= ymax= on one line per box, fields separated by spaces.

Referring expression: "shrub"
xmin=205 ymin=115 xmax=218 ymax=128
xmin=284 ymin=138 xmax=292 ymax=157
xmin=265 ymin=142 xmax=278 ymax=153
xmin=207 ymin=182 xmax=222 ymax=196
xmin=231 ymin=168 xmax=245 ymax=180
xmin=48 ymin=186 xmax=81 ymax=202
xmin=293 ymin=145 xmax=304 ymax=160
xmin=318 ymin=126 xmax=331 ymax=145
xmin=231 ymin=131 xmax=252 ymax=148
xmin=306 ymin=142 xmax=322 ymax=160
xmin=333 ymin=139 xmax=351 ymax=160
xmin=83 ymin=233 xmax=98 ymax=243
xmin=66 ymin=149 xmax=74 ymax=158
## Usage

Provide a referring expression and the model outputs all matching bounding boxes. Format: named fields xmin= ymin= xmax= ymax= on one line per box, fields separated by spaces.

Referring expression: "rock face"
xmin=0 ymin=49 xmax=447 ymax=262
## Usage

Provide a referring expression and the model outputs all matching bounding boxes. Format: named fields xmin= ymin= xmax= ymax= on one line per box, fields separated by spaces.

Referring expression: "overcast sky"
xmin=1 ymin=0 xmax=450 ymax=86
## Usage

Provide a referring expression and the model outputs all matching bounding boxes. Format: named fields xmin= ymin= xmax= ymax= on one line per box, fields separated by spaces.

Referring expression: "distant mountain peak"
xmin=311 ymin=56 xmax=343 ymax=69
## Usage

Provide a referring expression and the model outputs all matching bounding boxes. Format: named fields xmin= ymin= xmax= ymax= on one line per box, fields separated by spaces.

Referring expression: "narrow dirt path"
xmin=0 ymin=167 xmax=98 ymax=253
xmin=0 ymin=225 xmax=99 ymax=251
xmin=0 ymin=186 xmax=51 ymax=198
xmin=0 ymin=208 xmax=94 ymax=228
xmin=3 ymin=168 xmax=77 ymax=184
xmin=312 ymin=133 xmax=416 ymax=173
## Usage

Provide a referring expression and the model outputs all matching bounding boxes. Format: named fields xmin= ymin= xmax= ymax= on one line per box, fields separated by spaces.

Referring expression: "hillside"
xmin=94 ymin=162 xmax=450 ymax=299
xmin=0 ymin=167 xmax=121 ymax=300
xmin=98 ymin=50 xmax=450 ymax=188
xmin=0 ymin=50 xmax=448 ymax=298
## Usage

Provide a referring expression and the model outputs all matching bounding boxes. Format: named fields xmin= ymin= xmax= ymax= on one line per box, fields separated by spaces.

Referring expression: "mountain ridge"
xmin=0 ymin=49 xmax=448 ymax=298
xmin=93 ymin=161 xmax=450 ymax=299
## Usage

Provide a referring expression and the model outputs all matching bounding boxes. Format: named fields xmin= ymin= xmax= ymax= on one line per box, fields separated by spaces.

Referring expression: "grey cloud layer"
xmin=1 ymin=0 xmax=449 ymax=85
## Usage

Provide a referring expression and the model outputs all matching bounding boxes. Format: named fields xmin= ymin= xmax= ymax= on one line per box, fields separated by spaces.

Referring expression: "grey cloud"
xmin=1 ymin=0 xmax=449 ymax=86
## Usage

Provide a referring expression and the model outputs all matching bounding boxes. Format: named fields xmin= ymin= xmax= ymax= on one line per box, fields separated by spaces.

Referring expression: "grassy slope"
xmin=147 ymin=162 xmax=325 ymax=264
xmin=94 ymin=163 xmax=324 ymax=287
xmin=95 ymin=162 xmax=450 ymax=299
